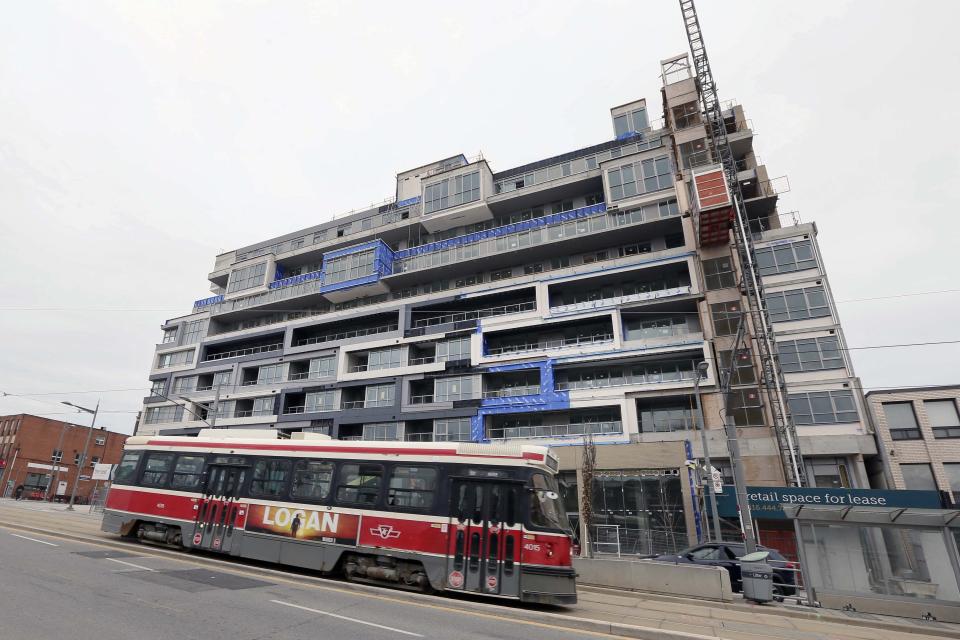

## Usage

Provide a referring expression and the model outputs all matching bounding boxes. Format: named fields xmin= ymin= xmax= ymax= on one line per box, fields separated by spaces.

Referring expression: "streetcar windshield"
xmin=529 ymin=473 xmax=569 ymax=531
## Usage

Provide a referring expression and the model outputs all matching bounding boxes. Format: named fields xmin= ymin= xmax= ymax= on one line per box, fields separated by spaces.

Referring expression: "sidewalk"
xmin=0 ymin=499 xmax=957 ymax=640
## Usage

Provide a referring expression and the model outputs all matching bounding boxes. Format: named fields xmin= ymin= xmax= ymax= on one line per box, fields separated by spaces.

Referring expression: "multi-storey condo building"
xmin=137 ymin=54 xmax=877 ymax=553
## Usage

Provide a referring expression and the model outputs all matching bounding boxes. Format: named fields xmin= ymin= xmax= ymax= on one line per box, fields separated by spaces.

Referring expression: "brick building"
xmin=866 ymin=386 xmax=960 ymax=500
xmin=0 ymin=414 xmax=129 ymax=501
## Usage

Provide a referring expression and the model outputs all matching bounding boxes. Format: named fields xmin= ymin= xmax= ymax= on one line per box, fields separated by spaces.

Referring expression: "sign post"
xmin=89 ymin=463 xmax=113 ymax=513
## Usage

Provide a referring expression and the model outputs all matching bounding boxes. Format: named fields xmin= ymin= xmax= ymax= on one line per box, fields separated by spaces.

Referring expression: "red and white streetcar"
xmin=101 ymin=429 xmax=577 ymax=604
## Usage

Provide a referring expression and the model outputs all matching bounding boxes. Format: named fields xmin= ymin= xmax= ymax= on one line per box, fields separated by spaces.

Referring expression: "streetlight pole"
xmin=694 ymin=361 xmax=723 ymax=543
xmin=61 ymin=400 xmax=99 ymax=511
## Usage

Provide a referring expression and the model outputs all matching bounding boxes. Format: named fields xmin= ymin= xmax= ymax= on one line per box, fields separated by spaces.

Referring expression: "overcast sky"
xmin=1 ymin=1 xmax=958 ymax=434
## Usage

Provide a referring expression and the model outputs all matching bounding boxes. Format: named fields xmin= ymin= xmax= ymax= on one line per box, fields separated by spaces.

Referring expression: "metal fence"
xmin=587 ymin=525 xmax=687 ymax=557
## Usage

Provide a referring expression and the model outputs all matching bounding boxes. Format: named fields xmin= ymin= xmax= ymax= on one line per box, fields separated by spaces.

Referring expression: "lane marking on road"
xmin=106 ymin=557 xmax=155 ymax=572
xmin=9 ymin=533 xmax=59 ymax=547
xmin=0 ymin=524 xmax=632 ymax=640
xmin=271 ymin=599 xmax=424 ymax=637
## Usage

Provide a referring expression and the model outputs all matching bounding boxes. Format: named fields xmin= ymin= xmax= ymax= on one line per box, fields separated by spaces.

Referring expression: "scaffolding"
xmin=679 ymin=0 xmax=805 ymax=486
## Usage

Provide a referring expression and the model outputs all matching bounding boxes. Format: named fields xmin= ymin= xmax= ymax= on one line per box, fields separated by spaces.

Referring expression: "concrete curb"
xmin=0 ymin=519 xmax=713 ymax=640
xmin=578 ymin=583 xmax=960 ymax=639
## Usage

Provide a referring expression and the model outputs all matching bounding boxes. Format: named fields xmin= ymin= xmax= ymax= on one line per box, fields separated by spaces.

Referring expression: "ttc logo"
xmin=370 ymin=524 xmax=401 ymax=540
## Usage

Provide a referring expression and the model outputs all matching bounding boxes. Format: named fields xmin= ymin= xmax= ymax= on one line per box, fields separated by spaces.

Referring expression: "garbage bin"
xmin=739 ymin=551 xmax=774 ymax=603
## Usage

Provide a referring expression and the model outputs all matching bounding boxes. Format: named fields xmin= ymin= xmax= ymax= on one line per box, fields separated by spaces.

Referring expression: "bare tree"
xmin=580 ymin=434 xmax=597 ymax=558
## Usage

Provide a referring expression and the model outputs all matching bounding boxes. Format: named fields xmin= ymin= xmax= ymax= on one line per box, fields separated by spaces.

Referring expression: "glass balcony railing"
xmin=295 ymin=323 xmax=398 ymax=347
xmin=408 ymin=356 xmax=436 ymax=366
xmin=486 ymin=333 xmax=614 ymax=356
xmin=482 ymin=386 xmax=541 ymax=398
xmin=202 ymin=343 xmax=283 ymax=362
xmin=409 ymin=394 xmax=435 ymax=405
xmin=556 ymin=368 xmax=697 ymax=391
xmin=488 ymin=421 xmax=623 ymax=440
xmin=394 ymin=204 xmax=610 ymax=275
xmin=550 ymin=285 xmax=692 ymax=315
xmin=412 ymin=301 xmax=535 ymax=329
xmin=404 ymin=432 xmax=434 ymax=442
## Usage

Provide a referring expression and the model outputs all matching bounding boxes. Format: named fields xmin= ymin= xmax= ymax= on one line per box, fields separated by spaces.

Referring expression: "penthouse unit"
xmin=137 ymin=54 xmax=876 ymax=551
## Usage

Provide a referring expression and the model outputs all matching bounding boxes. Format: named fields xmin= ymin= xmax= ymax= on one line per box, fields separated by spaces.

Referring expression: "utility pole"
xmin=61 ymin=400 xmax=99 ymax=510
xmin=208 ymin=383 xmax=222 ymax=428
xmin=694 ymin=361 xmax=723 ymax=542
xmin=47 ymin=423 xmax=70 ymax=501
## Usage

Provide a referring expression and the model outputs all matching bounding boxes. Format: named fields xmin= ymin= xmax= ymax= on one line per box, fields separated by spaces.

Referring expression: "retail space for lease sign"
xmin=712 ymin=486 xmax=943 ymax=519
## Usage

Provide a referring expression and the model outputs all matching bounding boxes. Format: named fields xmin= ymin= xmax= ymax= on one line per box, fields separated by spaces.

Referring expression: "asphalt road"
xmin=0 ymin=529 xmax=598 ymax=640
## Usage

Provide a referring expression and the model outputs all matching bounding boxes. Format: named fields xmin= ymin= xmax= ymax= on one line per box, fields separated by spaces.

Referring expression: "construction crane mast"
xmin=678 ymin=0 xmax=806 ymax=487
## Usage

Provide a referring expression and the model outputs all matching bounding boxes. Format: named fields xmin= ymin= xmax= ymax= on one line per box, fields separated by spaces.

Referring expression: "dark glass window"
xmin=336 ymin=463 xmax=382 ymax=505
xmin=387 ymin=466 xmax=437 ymax=509
xmin=711 ymin=301 xmax=741 ymax=336
xmin=778 ymin=336 xmax=843 ymax=372
xmin=140 ymin=452 xmax=175 ymax=487
xmin=114 ymin=451 xmax=142 ymax=485
xmin=890 ymin=428 xmax=922 ymax=441
xmin=290 ymin=460 xmax=334 ymax=501
xmin=170 ymin=455 xmax=205 ymax=490
xmin=250 ymin=459 xmax=291 ymax=498
xmin=703 ymin=257 xmax=735 ymax=290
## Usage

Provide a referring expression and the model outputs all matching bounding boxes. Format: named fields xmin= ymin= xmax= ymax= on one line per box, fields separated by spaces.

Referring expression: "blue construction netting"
xmin=472 ymin=359 xmax=571 ymax=442
xmin=194 ymin=294 xmax=225 ymax=308
xmin=268 ymin=269 xmax=323 ymax=290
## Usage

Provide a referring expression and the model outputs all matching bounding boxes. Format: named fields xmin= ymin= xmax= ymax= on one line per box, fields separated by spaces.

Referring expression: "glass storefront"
xmin=560 ymin=470 xmax=688 ymax=556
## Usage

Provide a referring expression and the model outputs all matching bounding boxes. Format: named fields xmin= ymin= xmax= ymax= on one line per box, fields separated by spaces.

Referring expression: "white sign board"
xmin=711 ymin=467 xmax=724 ymax=494
xmin=56 ymin=480 xmax=68 ymax=496
xmin=91 ymin=463 xmax=113 ymax=481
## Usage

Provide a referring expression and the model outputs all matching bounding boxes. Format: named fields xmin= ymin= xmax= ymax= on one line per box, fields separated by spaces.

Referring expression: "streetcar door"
xmin=447 ymin=480 xmax=522 ymax=597
xmin=194 ymin=464 xmax=247 ymax=553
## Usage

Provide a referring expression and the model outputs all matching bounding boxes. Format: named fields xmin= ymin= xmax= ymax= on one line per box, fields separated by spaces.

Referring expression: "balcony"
xmin=555 ymin=357 xmax=700 ymax=391
xmin=482 ymin=386 xmax=540 ymax=399
xmin=489 ymin=421 xmax=623 ymax=440
xmin=391 ymin=203 xmax=609 ymax=279
xmin=487 ymin=333 xmax=613 ymax=356
xmin=202 ymin=342 xmax=283 ymax=362
xmin=409 ymin=394 xmax=435 ymax=405
xmin=548 ymin=262 xmax=693 ymax=316
xmin=485 ymin=317 xmax=616 ymax=358
xmin=491 ymin=135 xmax=664 ymax=199
xmin=292 ymin=312 xmax=399 ymax=348
xmin=413 ymin=300 xmax=535 ymax=330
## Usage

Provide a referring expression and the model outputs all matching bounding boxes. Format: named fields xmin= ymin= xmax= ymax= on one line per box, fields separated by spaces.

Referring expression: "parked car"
xmin=652 ymin=542 xmax=798 ymax=596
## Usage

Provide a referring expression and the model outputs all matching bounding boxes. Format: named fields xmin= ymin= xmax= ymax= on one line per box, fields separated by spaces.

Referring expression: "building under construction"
xmin=136 ymin=7 xmax=877 ymax=556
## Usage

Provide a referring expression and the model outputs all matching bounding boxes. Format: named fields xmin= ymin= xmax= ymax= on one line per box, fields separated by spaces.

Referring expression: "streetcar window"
xmin=140 ymin=452 xmax=175 ymax=487
xmin=504 ymin=485 xmax=517 ymax=527
xmin=291 ymin=460 xmax=334 ymax=501
xmin=470 ymin=485 xmax=483 ymax=524
xmin=336 ymin=463 xmax=382 ymax=505
xmin=170 ymin=455 xmax=205 ymax=491
xmin=113 ymin=451 xmax=142 ymax=485
xmin=250 ymin=458 xmax=292 ymax=498
xmin=529 ymin=473 xmax=568 ymax=530
xmin=387 ymin=466 xmax=436 ymax=510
